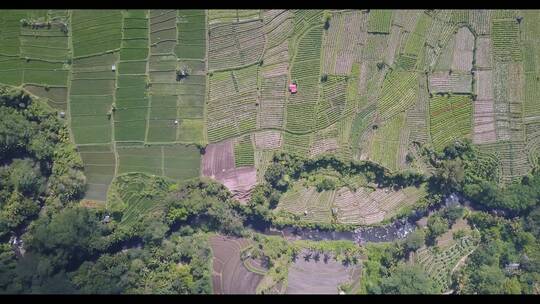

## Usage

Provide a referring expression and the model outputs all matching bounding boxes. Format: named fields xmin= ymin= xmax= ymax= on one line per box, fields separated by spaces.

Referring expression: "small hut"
xmin=289 ymin=83 xmax=297 ymax=94
xmin=111 ymin=64 xmax=116 ymax=72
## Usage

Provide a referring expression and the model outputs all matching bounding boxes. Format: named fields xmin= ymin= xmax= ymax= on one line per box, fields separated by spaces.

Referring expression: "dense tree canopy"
xmin=378 ymin=263 xmax=438 ymax=294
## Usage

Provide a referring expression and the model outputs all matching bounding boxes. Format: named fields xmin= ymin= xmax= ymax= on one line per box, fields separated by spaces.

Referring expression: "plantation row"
xmin=208 ymin=19 xmax=265 ymax=71
xmin=429 ymin=95 xmax=473 ymax=151
xmin=415 ymin=236 xmax=478 ymax=292
xmin=207 ymin=65 xmax=258 ymax=143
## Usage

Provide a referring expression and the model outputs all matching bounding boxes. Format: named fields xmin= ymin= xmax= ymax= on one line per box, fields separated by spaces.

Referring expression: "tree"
xmin=466 ymin=264 xmax=506 ymax=294
xmin=429 ymin=159 xmax=465 ymax=194
xmin=9 ymin=159 xmax=45 ymax=196
xmin=524 ymin=206 xmax=540 ymax=238
xmin=315 ymin=177 xmax=336 ymax=192
xmin=444 ymin=206 xmax=465 ymax=224
xmin=503 ymin=277 xmax=522 ymax=294
xmin=404 ymin=229 xmax=426 ymax=253
xmin=24 ymin=207 xmax=104 ymax=270
xmin=378 ymin=263 xmax=438 ymax=294
xmin=427 ymin=215 xmax=449 ymax=241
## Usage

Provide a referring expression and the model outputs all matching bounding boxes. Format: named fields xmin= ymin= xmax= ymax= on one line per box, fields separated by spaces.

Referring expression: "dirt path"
xmin=450 ymin=248 xmax=475 ymax=275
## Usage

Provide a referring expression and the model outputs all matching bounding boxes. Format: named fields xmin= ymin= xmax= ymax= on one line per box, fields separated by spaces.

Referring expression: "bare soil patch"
xmin=202 ymin=140 xmax=257 ymax=203
xmin=210 ymin=235 xmax=263 ymax=294
xmin=286 ymin=249 xmax=360 ymax=294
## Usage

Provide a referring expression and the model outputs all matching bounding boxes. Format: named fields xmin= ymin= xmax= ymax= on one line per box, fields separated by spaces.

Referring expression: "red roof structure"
xmin=289 ymin=83 xmax=297 ymax=93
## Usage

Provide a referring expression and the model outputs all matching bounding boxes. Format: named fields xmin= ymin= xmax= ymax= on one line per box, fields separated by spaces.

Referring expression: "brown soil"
xmin=210 ymin=235 xmax=263 ymax=294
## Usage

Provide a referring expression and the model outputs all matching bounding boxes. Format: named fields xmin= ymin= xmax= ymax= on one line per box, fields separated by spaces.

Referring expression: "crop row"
xmin=71 ymin=10 xmax=122 ymax=58
xmin=429 ymin=95 xmax=473 ymax=151
xmin=370 ymin=113 xmax=405 ymax=171
xmin=208 ymin=20 xmax=265 ymax=71
xmin=234 ymin=135 xmax=255 ymax=167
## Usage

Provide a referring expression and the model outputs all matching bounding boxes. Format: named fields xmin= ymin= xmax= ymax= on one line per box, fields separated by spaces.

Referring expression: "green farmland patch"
xmin=117 ymin=145 xmax=200 ymax=180
xmin=71 ymin=10 xmax=123 ymax=58
xmin=429 ymin=94 xmax=473 ymax=151
xmin=234 ymin=136 xmax=255 ymax=167
xmin=79 ymin=144 xmax=116 ymax=202
xmin=176 ymin=10 xmax=206 ymax=59
xmin=107 ymin=172 xmax=171 ymax=228
xmin=367 ymin=10 xmax=393 ymax=34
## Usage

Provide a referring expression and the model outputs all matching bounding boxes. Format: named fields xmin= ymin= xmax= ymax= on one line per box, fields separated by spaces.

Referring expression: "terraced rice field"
xmin=276 ymin=182 xmax=426 ymax=226
xmin=107 ymin=172 xmax=171 ymax=227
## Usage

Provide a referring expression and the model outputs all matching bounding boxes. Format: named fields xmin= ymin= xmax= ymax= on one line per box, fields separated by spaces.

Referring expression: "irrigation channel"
xmin=260 ymin=193 xmax=469 ymax=245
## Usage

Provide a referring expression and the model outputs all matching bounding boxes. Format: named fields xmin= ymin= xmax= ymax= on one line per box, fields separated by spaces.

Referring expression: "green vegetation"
xmin=429 ymin=95 xmax=473 ymax=152
xmin=1 ymin=9 xmax=540 ymax=295
xmin=71 ymin=10 xmax=123 ymax=58
xmin=367 ymin=10 xmax=393 ymax=34
xmin=0 ymin=86 xmax=85 ymax=239
xmin=234 ymin=136 xmax=255 ymax=167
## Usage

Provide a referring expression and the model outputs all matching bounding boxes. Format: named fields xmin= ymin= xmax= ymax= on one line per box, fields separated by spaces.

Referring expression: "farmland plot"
xmin=377 ymin=71 xmax=418 ymax=120
xmin=475 ymin=37 xmax=492 ymax=70
xmin=69 ymin=53 xmax=118 ymax=144
xmin=147 ymin=11 xmax=179 ymax=143
xmin=286 ymin=25 xmax=324 ymax=134
xmin=22 ymin=60 xmax=68 ymax=87
xmin=429 ymin=95 xmax=473 ymax=151
xmin=370 ymin=113 xmax=406 ymax=171
xmin=428 ymin=72 xmax=472 ymax=94
xmin=208 ymin=10 xmax=260 ymax=25
xmin=491 ymin=18 xmax=522 ymax=62
xmin=321 ymin=11 xmax=366 ymax=76
xmin=117 ymin=144 xmax=200 ymax=180
xmin=78 ymin=144 xmax=116 ymax=202
xmin=202 ymin=139 xmax=256 ymax=203
xmin=451 ymin=27 xmax=474 ymax=73
xmin=414 ymin=234 xmax=478 ymax=292
xmin=283 ymin=133 xmax=312 ymax=156
xmin=310 ymin=125 xmax=340 ymax=158
xmin=107 ymin=172 xmax=171 ymax=227
xmin=286 ymin=249 xmax=360 ymax=294
xmin=473 ymin=70 xmax=497 ymax=144
xmin=115 ymin=11 xmax=149 ymax=142
xmin=258 ymin=75 xmax=287 ymax=129
xmin=146 ymin=10 xmax=206 ymax=144
xmin=210 ymin=235 xmax=263 ymax=294
xmin=334 ymin=185 xmax=425 ymax=225
xmin=469 ymin=10 xmax=492 ymax=36
xmin=24 ymin=85 xmax=68 ymax=111
xmin=316 ymin=75 xmax=348 ymax=130
xmin=207 ymin=65 xmax=258 ymax=143
xmin=0 ymin=10 xmax=27 ymax=56
xmin=176 ymin=10 xmax=206 ymax=59
xmin=208 ymin=19 xmax=265 ymax=71
xmin=71 ymin=10 xmax=122 ymax=58
xmin=406 ymin=73 xmax=430 ymax=145
xmin=254 ymin=130 xmax=282 ymax=150
xmin=276 ymin=185 xmax=335 ymax=224
xmin=20 ymin=24 xmax=70 ymax=62
xmin=367 ymin=10 xmax=393 ymax=34
xmin=234 ymin=135 xmax=255 ymax=167
xmin=478 ymin=141 xmax=531 ymax=184
xmin=262 ymin=9 xmax=293 ymax=51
